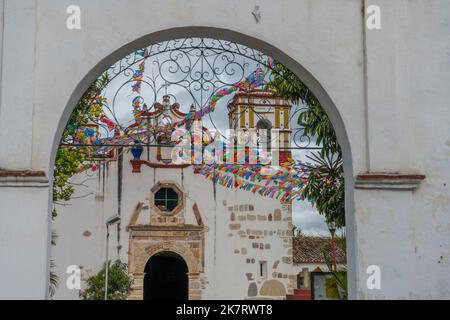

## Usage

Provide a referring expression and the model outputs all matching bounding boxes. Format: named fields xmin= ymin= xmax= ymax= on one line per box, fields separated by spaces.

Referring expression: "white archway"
xmin=2 ymin=1 xmax=448 ymax=300
xmin=50 ymin=27 xmax=356 ymax=299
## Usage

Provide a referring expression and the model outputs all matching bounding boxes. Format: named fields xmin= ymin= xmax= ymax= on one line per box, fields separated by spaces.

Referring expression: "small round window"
xmin=154 ymin=187 xmax=179 ymax=212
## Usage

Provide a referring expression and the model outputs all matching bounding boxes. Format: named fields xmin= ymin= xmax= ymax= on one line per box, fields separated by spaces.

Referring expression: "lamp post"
xmin=105 ymin=214 xmax=121 ymax=300
xmin=327 ymin=220 xmax=337 ymax=272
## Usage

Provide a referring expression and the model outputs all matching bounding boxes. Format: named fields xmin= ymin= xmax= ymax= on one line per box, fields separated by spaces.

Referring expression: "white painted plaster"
xmin=0 ymin=0 xmax=448 ymax=299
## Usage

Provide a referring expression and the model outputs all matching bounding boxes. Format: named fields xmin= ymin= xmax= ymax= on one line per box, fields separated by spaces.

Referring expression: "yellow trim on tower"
xmin=249 ymin=108 xmax=254 ymax=128
xmin=283 ymin=106 xmax=289 ymax=129
xmin=240 ymin=106 xmax=246 ymax=128
xmin=284 ymin=132 xmax=290 ymax=149
xmin=157 ymin=146 xmax=161 ymax=159
xmin=275 ymin=108 xmax=280 ymax=128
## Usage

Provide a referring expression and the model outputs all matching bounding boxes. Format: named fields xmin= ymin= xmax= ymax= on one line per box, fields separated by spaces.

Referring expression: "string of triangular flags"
xmin=193 ymin=157 xmax=318 ymax=202
xmin=70 ymin=50 xmax=329 ymax=201
xmin=123 ymin=61 xmax=270 ymax=143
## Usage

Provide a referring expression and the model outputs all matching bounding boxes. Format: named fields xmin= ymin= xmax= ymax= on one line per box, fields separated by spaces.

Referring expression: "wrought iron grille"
xmin=63 ymin=37 xmax=321 ymax=159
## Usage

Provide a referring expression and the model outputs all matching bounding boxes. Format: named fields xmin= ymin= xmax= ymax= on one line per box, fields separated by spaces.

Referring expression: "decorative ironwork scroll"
xmin=59 ymin=38 xmax=339 ymax=202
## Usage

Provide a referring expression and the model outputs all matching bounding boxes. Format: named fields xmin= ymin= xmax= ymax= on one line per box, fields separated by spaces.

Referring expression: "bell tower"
xmin=227 ymin=89 xmax=292 ymax=162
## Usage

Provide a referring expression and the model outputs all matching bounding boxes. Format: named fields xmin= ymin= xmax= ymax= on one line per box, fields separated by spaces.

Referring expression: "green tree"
xmin=80 ymin=260 xmax=133 ymax=300
xmin=321 ymin=236 xmax=347 ymax=299
xmin=52 ymin=74 xmax=109 ymax=217
xmin=292 ymin=225 xmax=304 ymax=237
xmin=49 ymin=232 xmax=59 ymax=298
xmin=266 ymin=63 xmax=345 ymax=228
xmin=50 ymin=75 xmax=110 ymax=292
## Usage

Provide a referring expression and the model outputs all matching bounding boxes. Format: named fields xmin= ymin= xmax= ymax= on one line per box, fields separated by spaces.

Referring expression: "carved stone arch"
xmin=143 ymin=241 xmax=200 ymax=274
xmin=128 ymin=238 xmax=203 ymax=300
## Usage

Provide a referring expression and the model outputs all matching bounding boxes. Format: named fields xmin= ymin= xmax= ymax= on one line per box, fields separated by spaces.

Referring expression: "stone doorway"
xmin=144 ymin=251 xmax=188 ymax=300
xmin=127 ymin=226 xmax=205 ymax=300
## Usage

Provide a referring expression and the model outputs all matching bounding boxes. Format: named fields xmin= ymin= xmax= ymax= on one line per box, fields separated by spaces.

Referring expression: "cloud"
xmin=292 ymin=201 xmax=330 ymax=236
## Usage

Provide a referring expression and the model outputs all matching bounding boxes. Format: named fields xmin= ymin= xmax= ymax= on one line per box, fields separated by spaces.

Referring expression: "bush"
xmin=79 ymin=260 xmax=133 ymax=300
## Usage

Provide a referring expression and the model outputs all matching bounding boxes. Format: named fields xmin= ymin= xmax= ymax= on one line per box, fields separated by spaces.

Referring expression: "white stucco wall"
xmin=0 ymin=0 xmax=449 ymax=299
xmin=52 ymin=150 xmax=293 ymax=300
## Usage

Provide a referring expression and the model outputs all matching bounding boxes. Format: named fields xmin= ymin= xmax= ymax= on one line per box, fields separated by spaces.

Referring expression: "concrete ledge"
xmin=0 ymin=170 xmax=49 ymax=187
xmin=355 ymin=173 xmax=426 ymax=190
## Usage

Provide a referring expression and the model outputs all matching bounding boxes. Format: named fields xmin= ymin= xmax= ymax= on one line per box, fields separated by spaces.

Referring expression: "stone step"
xmin=286 ymin=294 xmax=311 ymax=300
xmin=128 ymin=291 xmax=143 ymax=299
xmin=286 ymin=291 xmax=312 ymax=300
xmin=131 ymin=285 xmax=144 ymax=290
xmin=128 ymin=296 xmax=143 ymax=300
xmin=294 ymin=289 xmax=312 ymax=295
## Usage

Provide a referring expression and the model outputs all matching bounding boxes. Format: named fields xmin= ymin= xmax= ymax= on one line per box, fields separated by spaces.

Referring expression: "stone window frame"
xmin=154 ymin=187 xmax=179 ymax=212
xmin=150 ymin=181 xmax=185 ymax=216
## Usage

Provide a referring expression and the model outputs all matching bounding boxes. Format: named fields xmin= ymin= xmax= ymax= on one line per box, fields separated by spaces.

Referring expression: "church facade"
xmin=52 ymin=91 xmax=296 ymax=300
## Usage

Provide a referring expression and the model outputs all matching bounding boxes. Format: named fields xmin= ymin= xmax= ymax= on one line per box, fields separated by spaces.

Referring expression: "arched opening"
xmin=256 ymin=118 xmax=273 ymax=150
xmin=49 ymin=27 xmax=355 ymax=300
xmin=144 ymin=251 xmax=189 ymax=300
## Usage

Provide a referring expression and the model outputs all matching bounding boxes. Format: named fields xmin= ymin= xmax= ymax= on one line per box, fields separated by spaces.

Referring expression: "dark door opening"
xmin=143 ymin=251 xmax=189 ymax=300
